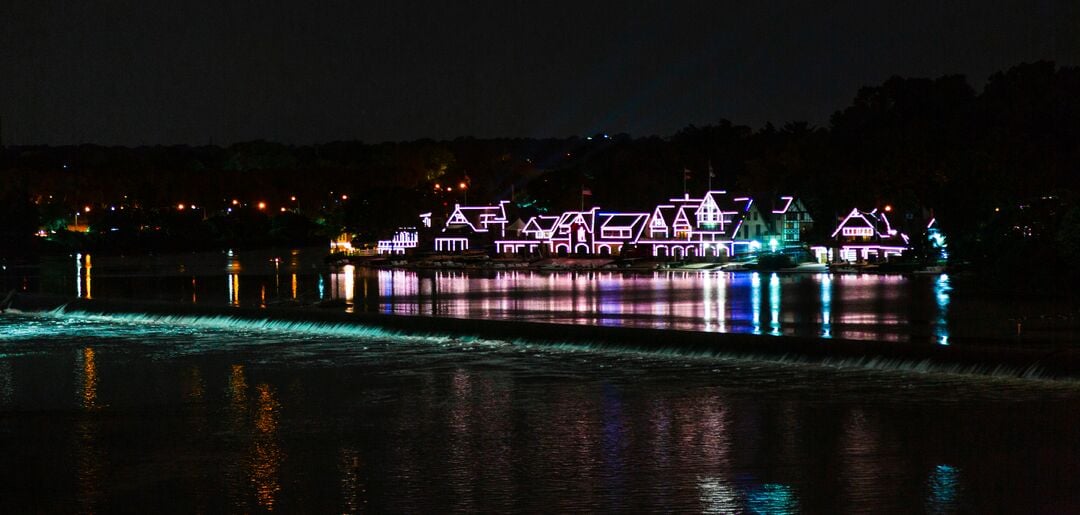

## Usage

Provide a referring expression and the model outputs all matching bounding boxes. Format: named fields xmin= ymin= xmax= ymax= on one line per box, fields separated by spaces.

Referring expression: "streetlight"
xmin=459 ymin=182 xmax=468 ymax=204
xmin=257 ymin=201 xmax=267 ymax=211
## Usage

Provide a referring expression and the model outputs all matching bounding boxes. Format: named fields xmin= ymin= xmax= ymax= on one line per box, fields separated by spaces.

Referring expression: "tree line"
xmin=2 ymin=61 xmax=1079 ymax=285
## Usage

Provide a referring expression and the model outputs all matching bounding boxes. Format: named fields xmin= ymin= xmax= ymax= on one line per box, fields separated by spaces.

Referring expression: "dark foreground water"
xmin=2 ymin=310 xmax=1080 ymax=513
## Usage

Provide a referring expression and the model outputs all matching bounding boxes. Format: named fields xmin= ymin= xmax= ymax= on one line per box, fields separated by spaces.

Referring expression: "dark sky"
xmin=1 ymin=0 xmax=1076 ymax=145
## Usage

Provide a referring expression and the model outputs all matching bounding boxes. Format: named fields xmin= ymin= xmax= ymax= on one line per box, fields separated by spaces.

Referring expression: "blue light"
xmin=746 ymin=483 xmax=798 ymax=514
xmin=934 ymin=274 xmax=951 ymax=345
xmin=926 ymin=464 xmax=961 ymax=514
xmin=820 ymin=273 xmax=832 ymax=338
xmin=750 ymin=272 xmax=761 ymax=334
xmin=769 ymin=273 xmax=781 ymax=335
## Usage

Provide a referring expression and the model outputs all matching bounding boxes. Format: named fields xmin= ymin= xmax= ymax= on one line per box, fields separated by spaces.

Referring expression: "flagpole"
xmin=707 ymin=159 xmax=713 ymax=192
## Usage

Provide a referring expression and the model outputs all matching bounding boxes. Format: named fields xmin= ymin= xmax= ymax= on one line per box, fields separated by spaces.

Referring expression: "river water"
xmin=2 ymin=249 xmax=1079 ymax=512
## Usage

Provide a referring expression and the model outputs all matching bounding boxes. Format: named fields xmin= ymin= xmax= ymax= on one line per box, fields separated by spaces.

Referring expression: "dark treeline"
xmin=2 ymin=61 xmax=1080 ymax=284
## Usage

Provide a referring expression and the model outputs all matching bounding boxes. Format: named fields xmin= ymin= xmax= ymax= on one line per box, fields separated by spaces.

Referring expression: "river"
xmin=1 ymin=249 xmax=1078 ymax=512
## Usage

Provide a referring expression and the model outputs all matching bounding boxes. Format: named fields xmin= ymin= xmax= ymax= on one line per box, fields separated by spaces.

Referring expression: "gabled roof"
xmin=672 ymin=205 xmax=693 ymax=228
xmin=831 ymin=207 xmax=907 ymax=244
xmin=649 ymin=205 xmax=676 ymax=228
xmin=694 ymin=192 xmax=721 ymax=217
xmin=444 ymin=202 xmax=509 ymax=232
xmin=522 ymin=215 xmax=559 ymax=234
xmin=555 ymin=210 xmax=596 ymax=232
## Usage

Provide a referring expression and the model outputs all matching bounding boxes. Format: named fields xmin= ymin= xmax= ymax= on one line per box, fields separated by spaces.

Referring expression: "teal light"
xmin=746 ymin=483 xmax=798 ymax=514
xmin=749 ymin=240 xmax=762 ymax=252
xmin=769 ymin=238 xmax=779 ymax=253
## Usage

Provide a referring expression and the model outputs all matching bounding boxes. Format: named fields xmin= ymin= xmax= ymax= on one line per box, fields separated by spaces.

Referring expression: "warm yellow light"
xmin=290 ymin=196 xmax=297 ymax=202
xmin=232 ymin=199 xmax=240 ymax=206
xmin=257 ymin=201 xmax=267 ymax=210
xmin=178 ymin=203 xmax=185 ymax=210
xmin=434 ymin=183 xmax=441 ymax=189
xmin=83 ymin=206 xmax=91 ymax=213
xmin=459 ymin=182 xmax=467 ymax=189
xmin=446 ymin=187 xmax=452 ymax=191
xmin=280 ymin=207 xmax=286 ymax=212
xmin=884 ymin=205 xmax=892 ymax=212
xmin=341 ymin=194 xmax=348 ymax=200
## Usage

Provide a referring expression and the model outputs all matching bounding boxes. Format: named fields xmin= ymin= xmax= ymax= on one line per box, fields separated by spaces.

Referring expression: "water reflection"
xmin=769 ymin=273 xmax=781 ymax=335
xmin=311 ymin=269 xmax=963 ymax=343
xmin=340 ymin=447 xmax=365 ymax=512
xmin=751 ymin=272 xmax=762 ymax=334
xmin=935 ymin=275 xmax=951 ymax=345
xmin=820 ymin=274 xmax=833 ymax=338
xmin=252 ymin=384 xmax=283 ymax=511
xmin=228 ymin=274 xmax=240 ymax=306
xmin=44 ymin=249 xmax=999 ymax=344
xmin=926 ymin=464 xmax=962 ymax=514
xmin=75 ymin=253 xmax=92 ymax=299
xmin=225 ymin=364 xmax=248 ymax=508
xmin=0 ymin=359 xmax=12 ymax=407
xmin=746 ymin=483 xmax=799 ymax=514
xmin=76 ymin=347 xmax=103 ymax=513
xmin=80 ymin=347 xmax=99 ymax=410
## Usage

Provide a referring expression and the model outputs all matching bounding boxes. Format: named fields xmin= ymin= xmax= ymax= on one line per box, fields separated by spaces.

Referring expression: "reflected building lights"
xmin=769 ymin=273 xmax=781 ymax=335
xmin=81 ymin=347 xmax=99 ymax=410
xmin=84 ymin=254 xmax=92 ymax=299
xmin=252 ymin=384 xmax=283 ymax=511
xmin=935 ymin=274 xmax=951 ymax=345
xmin=76 ymin=346 xmax=103 ymax=514
xmin=750 ymin=272 xmax=762 ymax=334
xmin=821 ymin=273 xmax=833 ymax=338
xmin=228 ymin=274 xmax=240 ymax=306
xmin=746 ymin=483 xmax=799 ymax=514
xmin=291 ymin=274 xmax=298 ymax=300
xmin=343 ymin=265 xmax=355 ymax=312
xmin=926 ymin=464 xmax=962 ymax=514
xmin=339 ymin=448 xmax=365 ymax=512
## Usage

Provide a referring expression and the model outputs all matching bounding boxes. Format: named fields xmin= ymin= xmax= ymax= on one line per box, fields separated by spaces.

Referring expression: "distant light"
xmin=110 ymin=206 xmax=116 ymax=211
xmin=341 ymin=194 xmax=348 ymax=200
xmin=446 ymin=187 xmax=452 ymax=191
xmin=232 ymin=199 xmax=240 ymax=206
xmin=994 ymin=207 xmax=1000 ymax=212
xmin=257 ymin=201 xmax=267 ymax=210
xmin=884 ymin=205 xmax=892 ymax=212
xmin=434 ymin=183 xmax=441 ymax=189
xmin=280 ymin=207 xmax=286 ymax=212
xmin=769 ymin=238 xmax=779 ymax=252
xmin=290 ymin=196 xmax=297 ymax=202
xmin=459 ymin=182 xmax=467 ymax=189
xmin=83 ymin=206 xmax=91 ymax=213
xmin=177 ymin=203 xmax=185 ymax=210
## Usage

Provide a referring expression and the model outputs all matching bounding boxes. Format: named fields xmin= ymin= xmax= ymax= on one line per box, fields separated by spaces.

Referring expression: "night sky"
xmin=2 ymin=1 xmax=1076 ymax=145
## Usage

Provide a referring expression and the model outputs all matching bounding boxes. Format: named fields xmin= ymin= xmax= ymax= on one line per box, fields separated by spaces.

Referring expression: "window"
xmin=842 ymin=227 xmax=874 ymax=237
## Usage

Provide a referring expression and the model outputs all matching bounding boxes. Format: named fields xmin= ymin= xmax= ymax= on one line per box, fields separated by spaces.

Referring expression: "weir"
xmin=9 ymin=293 xmax=1080 ymax=380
